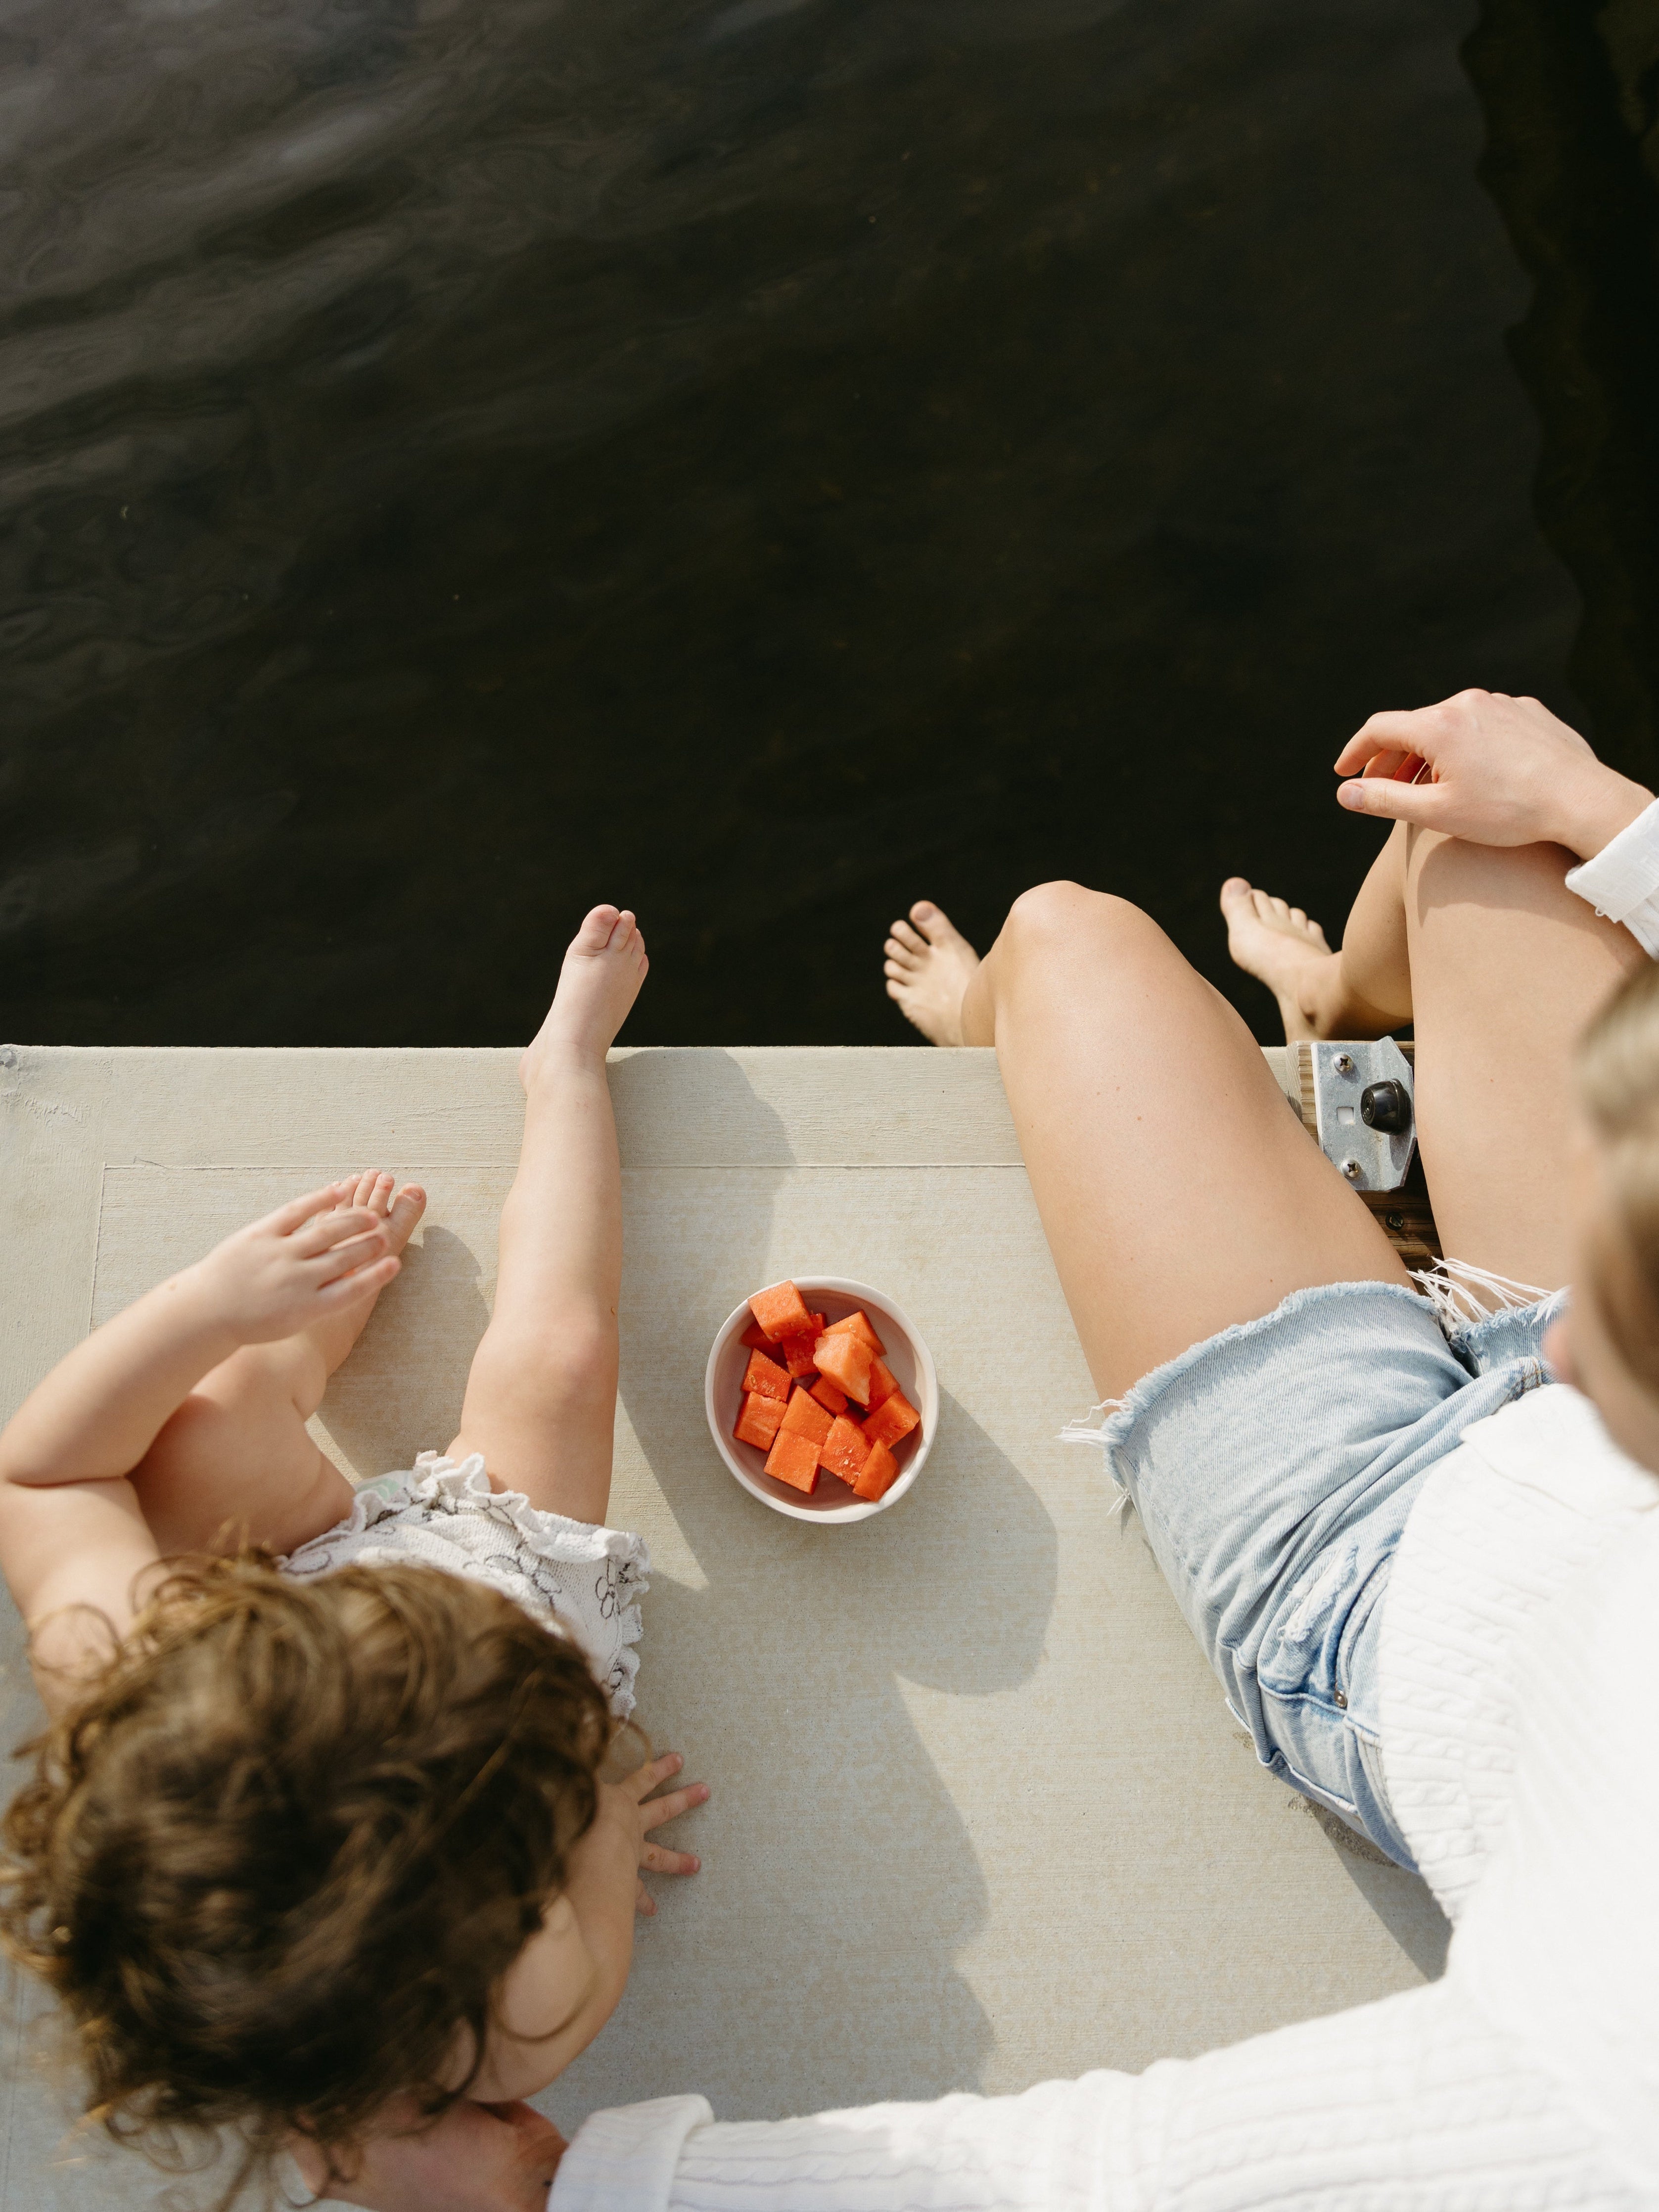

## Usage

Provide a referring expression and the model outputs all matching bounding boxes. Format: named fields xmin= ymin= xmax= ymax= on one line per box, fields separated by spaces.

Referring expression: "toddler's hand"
xmin=188 ymin=1181 xmax=403 ymax=1346
xmin=598 ymin=1750 xmax=708 ymax=1917
xmin=1332 ymin=689 xmax=1653 ymax=859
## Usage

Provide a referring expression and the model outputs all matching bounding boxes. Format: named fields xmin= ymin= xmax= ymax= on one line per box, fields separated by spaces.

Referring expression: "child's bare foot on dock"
xmin=884 ymin=901 xmax=981 ymax=1046
xmin=1219 ymin=876 xmax=1334 ymax=1042
xmin=308 ymin=1170 xmax=427 ymax=1365
xmin=522 ymin=905 xmax=648 ymax=1084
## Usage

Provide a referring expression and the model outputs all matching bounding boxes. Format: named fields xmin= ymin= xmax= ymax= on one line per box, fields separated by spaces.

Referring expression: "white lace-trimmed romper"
xmin=280 ymin=1453 xmax=648 ymax=1720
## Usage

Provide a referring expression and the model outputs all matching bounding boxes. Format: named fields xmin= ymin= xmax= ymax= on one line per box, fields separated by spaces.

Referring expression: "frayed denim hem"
xmin=1059 ymin=1280 xmax=1438 ymax=1465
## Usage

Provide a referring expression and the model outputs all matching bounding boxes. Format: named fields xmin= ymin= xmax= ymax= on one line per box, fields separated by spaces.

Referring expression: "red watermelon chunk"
xmin=783 ymin=1318 xmax=825 ymax=1381
xmin=809 ymin=1374 xmax=848 ymax=1417
xmin=861 ymin=1389 xmax=920 ymax=1448
xmin=864 ymin=1356 xmax=899 ymax=1409
xmin=749 ymin=1281 xmax=816 ymax=1342
xmin=853 ymin=1438 xmax=900 ymax=1501
xmin=740 ymin=1319 xmax=772 ymax=1350
xmin=734 ymin=1393 xmax=787 ymax=1451
xmin=742 ymin=1349 xmax=791 ymax=1403
xmin=819 ymin=1414 xmax=870 ymax=1484
xmin=813 ymin=1329 xmax=873 ymax=1404
xmin=826 ymin=1309 xmax=885 ymax=1357
xmin=780 ymin=1387 xmax=833 ymax=1447
xmin=764 ymin=1427 xmax=821 ymax=1494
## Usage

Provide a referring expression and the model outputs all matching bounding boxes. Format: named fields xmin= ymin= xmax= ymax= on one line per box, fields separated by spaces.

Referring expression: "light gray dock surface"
xmin=0 ymin=1046 xmax=1446 ymax=2209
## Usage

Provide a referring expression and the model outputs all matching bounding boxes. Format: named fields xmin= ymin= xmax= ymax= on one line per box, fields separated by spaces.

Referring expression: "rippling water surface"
xmin=0 ymin=0 xmax=1597 ymax=1043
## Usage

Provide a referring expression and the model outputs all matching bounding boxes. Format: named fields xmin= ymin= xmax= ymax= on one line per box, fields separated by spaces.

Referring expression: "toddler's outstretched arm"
xmin=0 ymin=1185 xmax=396 ymax=1692
xmin=445 ymin=906 xmax=648 ymax=1526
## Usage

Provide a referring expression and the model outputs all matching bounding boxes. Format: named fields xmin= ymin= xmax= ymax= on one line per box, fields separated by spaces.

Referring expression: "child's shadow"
xmin=544 ymin=1049 xmax=1060 ymax=2126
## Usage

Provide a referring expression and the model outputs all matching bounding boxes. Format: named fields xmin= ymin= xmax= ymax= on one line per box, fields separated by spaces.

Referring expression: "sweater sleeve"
xmin=1565 ymin=797 xmax=1659 ymax=956
xmin=550 ymin=1980 xmax=1631 ymax=2212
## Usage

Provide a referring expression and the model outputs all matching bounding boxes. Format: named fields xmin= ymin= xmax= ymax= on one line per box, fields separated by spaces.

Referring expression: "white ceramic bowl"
xmin=704 ymin=1276 xmax=938 ymax=1523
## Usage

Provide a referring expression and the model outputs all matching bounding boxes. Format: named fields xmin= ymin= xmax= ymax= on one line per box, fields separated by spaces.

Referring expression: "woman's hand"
xmin=189 ymin=1181 xmax=407 ymax=1346
xmin=1332 ymin=689 xmax=1653 ymax=859
xmin=291 ymin=2097 xmax=566 ymax=2212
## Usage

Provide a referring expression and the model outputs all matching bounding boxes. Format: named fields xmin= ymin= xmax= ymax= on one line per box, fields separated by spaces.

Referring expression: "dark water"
xmin=4 ymin=0 xmax=1657 ymax=1047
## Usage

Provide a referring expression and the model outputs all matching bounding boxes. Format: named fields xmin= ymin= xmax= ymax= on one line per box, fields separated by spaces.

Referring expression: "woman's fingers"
xmin=1332 ymin=701 xmax=1466 ymax=779
xmin=641 ymin=1841 xmax=701 ymax=1875
xmin=636 ymin=1878 xmax=657 ymax=1916
xmin=638 ymin=1779 xmax=710 ymax=1831
xmin=1357 ymin=747 xmax=1413 ymax=781
xmin=1335 ymin=777 xmax=1445 ymax=824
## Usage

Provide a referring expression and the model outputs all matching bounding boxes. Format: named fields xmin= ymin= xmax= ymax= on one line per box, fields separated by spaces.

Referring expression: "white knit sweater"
xmin=553 ymin=1385 xmax=1659 ymax=2211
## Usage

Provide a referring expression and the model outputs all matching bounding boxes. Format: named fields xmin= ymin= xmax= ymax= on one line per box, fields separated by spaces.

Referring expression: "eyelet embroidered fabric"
xmin=280 ymin=1452 xmax=648 ymax=1718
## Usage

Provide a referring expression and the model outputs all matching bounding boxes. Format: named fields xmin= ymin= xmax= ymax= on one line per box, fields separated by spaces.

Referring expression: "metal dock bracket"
xmin=1296 ymin=1037 xmax=1416 ymax=1193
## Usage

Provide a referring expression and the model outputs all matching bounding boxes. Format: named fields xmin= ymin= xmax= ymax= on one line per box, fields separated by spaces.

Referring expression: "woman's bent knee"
xmin=1002 ymin=880 xmax=1162 ymax=964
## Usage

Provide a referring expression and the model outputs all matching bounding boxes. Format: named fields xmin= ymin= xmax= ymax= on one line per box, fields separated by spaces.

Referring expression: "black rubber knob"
xmin=1360 ymin=1079 xmax=1411 ymax=1134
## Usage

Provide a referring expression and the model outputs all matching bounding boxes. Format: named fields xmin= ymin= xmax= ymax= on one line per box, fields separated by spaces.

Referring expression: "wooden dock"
xmin=0 ymin=1046 xmax=1448 ymax=2210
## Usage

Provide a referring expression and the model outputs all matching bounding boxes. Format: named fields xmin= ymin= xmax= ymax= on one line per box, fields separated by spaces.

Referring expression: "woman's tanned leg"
xmin=1403 ymin=830 xmax=1644 ymax=1288
xmin=959 ymin=883 xmax=1407 ymax=1399
xmin=1221 ymin=825 xmax=1414 ymax=1042
xmin=1224 ymin=824 xmax=1646 ymax=1290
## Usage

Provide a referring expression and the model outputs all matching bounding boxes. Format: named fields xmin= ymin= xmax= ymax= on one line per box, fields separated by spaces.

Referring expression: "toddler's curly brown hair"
xmin=0 ymin=1553 xmax=612 ymax=2204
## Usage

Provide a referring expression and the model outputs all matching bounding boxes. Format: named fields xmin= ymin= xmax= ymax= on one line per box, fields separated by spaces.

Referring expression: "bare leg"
xmin=1403 ymin=831 xmax=1644 ymax=1286
xmin=131 ymin=1173 xmax=427 ymax=1554
xmin=884 ymin=901 xmax=982 ymax=1045
xmin=445 ymin=906 xmax=647 ymax=1525
xmin=1220 ymin=827 xmax=1413 ymax=1042
xmin=953 ymin=884 xmax=1407 ymax=1398
xmin=1224 ymin=828 xmax=1645 ymax=1287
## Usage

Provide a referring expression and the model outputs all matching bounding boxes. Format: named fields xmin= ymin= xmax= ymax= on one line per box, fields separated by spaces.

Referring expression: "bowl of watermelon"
xmin=706 ymin=1277 xmax=938 ymax=1522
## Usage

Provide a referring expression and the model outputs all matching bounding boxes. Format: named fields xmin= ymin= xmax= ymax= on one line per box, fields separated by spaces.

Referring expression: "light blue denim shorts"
xmin=1081 ymin=1278 xmax=1564 ymax=1869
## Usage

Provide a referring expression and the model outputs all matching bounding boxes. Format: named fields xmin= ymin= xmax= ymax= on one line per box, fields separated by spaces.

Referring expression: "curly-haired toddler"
xmin=0 ymin=906 xmax=704 ymax=2204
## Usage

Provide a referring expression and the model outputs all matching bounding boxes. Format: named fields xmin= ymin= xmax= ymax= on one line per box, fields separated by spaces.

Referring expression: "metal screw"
xmin=1340 ymin=1159 xmax=1361 ymax=1181
xmin=1334 ymin=1052 xmax=1355 ymax=1076
xmin=1385 ymin=1211 xmax=1404 ymax=1233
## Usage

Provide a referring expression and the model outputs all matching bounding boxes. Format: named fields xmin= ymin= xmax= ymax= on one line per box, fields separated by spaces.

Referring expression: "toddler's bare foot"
xmin=308 ymin=1170 xmax=427 ymax=1365
xmin=1219 ymin=876 xmax=1335 ymax=1043
xmin=884 ymin=900 xmax=981 ymax=1047
xmin=522 ymin=906 xmax=648 ymax=1085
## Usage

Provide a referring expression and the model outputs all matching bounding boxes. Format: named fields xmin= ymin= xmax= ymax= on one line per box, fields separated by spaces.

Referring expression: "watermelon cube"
xmin=826 ymin=1309 xmax=885 ymax=1357
xmin=813 ymin=1330 xmax=873 ymax=1404
xmin=734 ymin=1392 xmax=787 ymax=1451
xmin=749 ymin=1281 xmax=816 ymax=1342
xmin=784 ymin=1318 xmax=825 ymax=1382
xmin=853 ymin=1438 xmax=900 ymax=1501
xmin=861 ymin=1388 xmax=920 ymax=1448
xmin=743 ymin=1349 xmax=791 ymax=1403
xmin=864 ymin=1356 xmax=899 ymax=1409
xmin=780 ymin=1388 xmax=833 ymax=1447
xmin=764 ymin=1428 xmax=821 ymax=1494
xmin=809 ymin=1375 xmax=848 ymax=1417
xmin=740 ymin=1319 xmax=772 ymax=1350
xmin=819 ymin=1414 xmax=870 ymax=1484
